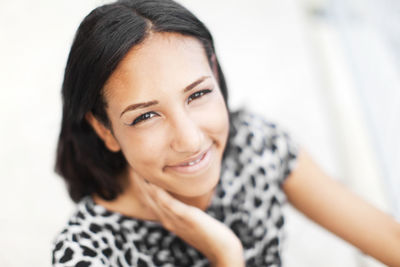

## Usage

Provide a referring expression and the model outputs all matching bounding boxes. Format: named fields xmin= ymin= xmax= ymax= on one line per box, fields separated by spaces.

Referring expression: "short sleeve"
xmin=267 ymin=122 xmax=299 ymax=185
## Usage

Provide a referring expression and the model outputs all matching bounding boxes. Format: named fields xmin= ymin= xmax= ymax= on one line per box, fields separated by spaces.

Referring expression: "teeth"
xmin=186 ymin=157 xmax=201 ymax=166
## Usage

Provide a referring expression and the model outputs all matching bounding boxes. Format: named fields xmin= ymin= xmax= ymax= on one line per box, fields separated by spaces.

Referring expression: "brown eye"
xmin=187 ymin=89 xmax=212 ymax=104
xmin=130 ymin=112 xmax=158 ymax=125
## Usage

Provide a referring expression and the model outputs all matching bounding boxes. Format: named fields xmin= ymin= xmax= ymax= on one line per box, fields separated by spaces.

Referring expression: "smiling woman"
xmin=52 ymin=0 xmax=400 ymax=266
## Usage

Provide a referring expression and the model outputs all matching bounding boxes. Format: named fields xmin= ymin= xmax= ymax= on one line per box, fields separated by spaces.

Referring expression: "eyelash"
xmin=130 ymin=89 xmax=213 ymax=126
xmin=131 ymin=111 xmax=158 ymax=125
xmin=187 ymin=89 xmax=212 ymax=104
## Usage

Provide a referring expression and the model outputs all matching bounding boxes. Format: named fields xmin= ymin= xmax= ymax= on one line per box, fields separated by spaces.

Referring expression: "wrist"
xmin=212 ymin=239 xmax=244 ymax=267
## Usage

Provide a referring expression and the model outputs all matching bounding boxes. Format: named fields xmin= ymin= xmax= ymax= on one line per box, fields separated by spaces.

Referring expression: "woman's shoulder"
xmin=225 ymin=107 xmax=298 ymax=184
xmin=52 ymin=197 xmax=112 ymax=266
xmin=52 ymin=197 xmax=108 ymax=265
xmin=52 ymin=196 xmax=168 ymax=266
xmin=53 ymin=197 xmax=118 ymax=236
xmin=229 ymin=108 xmax=297 ymax=153
xmin=51 ymin=197 xmax=130 ymax=266
xmin=52 ymin=233 xmax=108 ymax=267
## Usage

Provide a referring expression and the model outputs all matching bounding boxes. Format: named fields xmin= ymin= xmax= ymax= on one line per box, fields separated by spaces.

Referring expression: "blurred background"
xmin=0 ymin=0 xmax=399 ymax=266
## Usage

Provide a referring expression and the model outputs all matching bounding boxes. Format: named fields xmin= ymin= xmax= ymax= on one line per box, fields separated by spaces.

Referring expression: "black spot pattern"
xmin=54 ymin=241 xmax=63 ymax=252
xmin=80 ymin=232 xmax=90 ymax=239
xmin=52 ymin=109 xmax=298 ymax=267
xmin=102 ymin=248 xmax=112 ymax=258
xmin=124 ymin=249 xmax=132 ymax=265
xmin=254 ymin=196 xmax=262 ymax=207
xmin=137 ymin=258 xmax=148 ymax=267
xmin=82 ymin=245 xmax=97 ymax=257
xmin=89 ymin=223 xmax=101 ymax=234
xmin=76 ymin=261 xmax=91 ymax=267
xmin=72 ymin=234 xmax=78 ymax=242
xmin=59 ymin=247 xmax=73 ymax=263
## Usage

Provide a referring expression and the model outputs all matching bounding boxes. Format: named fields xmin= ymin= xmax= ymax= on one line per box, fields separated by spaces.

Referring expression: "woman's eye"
xmin=130 ymin=112 xmax=158 ymax=125
xmin=187 ymin=89 xmax=212 ymax=104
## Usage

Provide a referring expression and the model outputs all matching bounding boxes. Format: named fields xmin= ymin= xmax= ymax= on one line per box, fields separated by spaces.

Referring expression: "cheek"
xmin=118 ymin=129 xmax=167 ymax=168
xmin=196 ymin=93 xmax=229 ymax=143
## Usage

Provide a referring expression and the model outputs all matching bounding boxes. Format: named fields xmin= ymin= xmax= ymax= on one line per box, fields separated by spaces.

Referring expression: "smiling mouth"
xmin=181 ymin=155 xmax=203 ymax=166
xmin=166 ymin=145 xmax=213 ymax=174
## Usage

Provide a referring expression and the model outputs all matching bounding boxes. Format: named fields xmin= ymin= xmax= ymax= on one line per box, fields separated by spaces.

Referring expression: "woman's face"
xmin=100 ymin=32 xmax=229 ymax=198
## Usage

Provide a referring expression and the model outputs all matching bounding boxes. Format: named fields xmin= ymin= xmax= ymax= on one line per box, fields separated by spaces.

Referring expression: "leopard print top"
xmin=52 ymin=109 xmax=298 ymax=267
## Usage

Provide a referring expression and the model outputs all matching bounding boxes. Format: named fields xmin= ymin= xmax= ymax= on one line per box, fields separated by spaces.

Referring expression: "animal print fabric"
xmin=52 ymin=109 xmax=298 ymax=267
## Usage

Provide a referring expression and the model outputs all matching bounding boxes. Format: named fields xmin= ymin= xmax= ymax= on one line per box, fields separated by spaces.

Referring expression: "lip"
xmin=165 ymin=145 xmax=213 ymax=175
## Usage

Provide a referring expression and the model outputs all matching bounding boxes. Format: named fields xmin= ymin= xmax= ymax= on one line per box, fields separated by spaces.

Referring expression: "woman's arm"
xmin=283 ymin=149 xmax=400 ymax=266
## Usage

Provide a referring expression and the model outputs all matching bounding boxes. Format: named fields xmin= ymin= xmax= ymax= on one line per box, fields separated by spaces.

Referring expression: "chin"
xmin=180 ymin=169 xmax=220 ymax=197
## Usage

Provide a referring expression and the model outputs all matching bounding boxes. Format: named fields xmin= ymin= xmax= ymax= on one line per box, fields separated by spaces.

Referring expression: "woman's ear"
xmin=85 ymin=112 xmax=121 ymax=152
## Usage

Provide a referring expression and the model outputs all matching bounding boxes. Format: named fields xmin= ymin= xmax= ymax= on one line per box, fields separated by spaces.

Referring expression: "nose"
xmin=169 ymin=110 xmax=204 ymax=154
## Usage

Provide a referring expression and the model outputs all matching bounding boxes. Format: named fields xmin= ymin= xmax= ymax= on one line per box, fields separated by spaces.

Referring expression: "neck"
xmin=93 ymin=180 xmax=215 ymax=221
xmin=170 ymin=189 xmax=215 ymax=211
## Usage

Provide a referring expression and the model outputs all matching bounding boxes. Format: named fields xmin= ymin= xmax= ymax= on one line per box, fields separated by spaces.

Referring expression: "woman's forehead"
xmin=103 ymin=32 xmax=212 ymax=103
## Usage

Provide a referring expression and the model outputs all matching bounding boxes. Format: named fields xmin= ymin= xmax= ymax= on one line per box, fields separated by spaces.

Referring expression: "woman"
xmin=52 ymin=0 xmax=400 ymax=266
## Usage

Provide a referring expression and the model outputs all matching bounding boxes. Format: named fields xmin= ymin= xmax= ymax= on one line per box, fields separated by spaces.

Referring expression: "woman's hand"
xmin=135 ymin=177 xmax=245 ymax=267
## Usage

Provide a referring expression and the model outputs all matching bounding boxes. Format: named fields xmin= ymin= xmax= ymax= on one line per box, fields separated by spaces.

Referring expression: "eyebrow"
xmin=120 ymin=75 xmax=211 ymax=118
xmin=183 ymin=75 xmax=211 ymax=93
xmin=120 ymin=100 xmax=159 ymax=118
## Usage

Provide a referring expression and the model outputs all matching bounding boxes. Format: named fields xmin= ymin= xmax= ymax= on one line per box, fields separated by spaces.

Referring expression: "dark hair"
xmin=55 ymin=0 xmax=229 ymax=202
